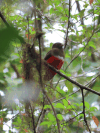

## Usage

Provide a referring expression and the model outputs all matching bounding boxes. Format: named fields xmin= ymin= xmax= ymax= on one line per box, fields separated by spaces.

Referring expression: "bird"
xmin=23 ymin=42 xmax=65 ymax=82
xmin=18 ymin=42 xmax=65 ymax=101
xmin=43 ymin=42 xmax=65 ymax=81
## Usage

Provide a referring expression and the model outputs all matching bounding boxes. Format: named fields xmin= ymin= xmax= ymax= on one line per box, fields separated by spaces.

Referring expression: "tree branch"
xmin=76 ymin=1 xmax=84 ymax=25
xmin=29 ymin=103 xmax=36 ymax=133
xmin=10 ymin=64 xmax=21 ymax=78
xmin=42 ymin=89 xmax=61 ymax=133
xmin=64 ymin=0 xmax=71 ymax=49
xmin=0 ymin=11 xmax=9 ymax=27
xmin=0 ymin=11 xmax=25 ymax=44
xmin=44 ymin=61 xmax=100 ymax=96
xmin=81 ymin=88 xmax=91 ymax=133
xmin=65 ymin=112 xmax=83 ymax=123
xmin=55 ymin=27 xmax=95 ymax=87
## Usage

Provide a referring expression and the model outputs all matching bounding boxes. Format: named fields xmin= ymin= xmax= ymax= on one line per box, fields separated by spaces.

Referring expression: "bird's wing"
xmin=44 ymin=50 xmax=53 ymax=60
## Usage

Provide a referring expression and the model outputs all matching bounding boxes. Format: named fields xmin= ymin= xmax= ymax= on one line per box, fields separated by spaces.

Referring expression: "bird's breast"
xmin=46 ymin=56 xmax=64 ymax=70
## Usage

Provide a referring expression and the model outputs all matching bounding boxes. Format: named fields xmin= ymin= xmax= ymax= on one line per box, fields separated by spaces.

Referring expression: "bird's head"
xmin=52 ymin=43 xmax=64 ymax=50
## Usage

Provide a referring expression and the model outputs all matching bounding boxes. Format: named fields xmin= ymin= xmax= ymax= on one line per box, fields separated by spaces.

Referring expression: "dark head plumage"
xmin=52 ymin=43 xmax=64 ymax=49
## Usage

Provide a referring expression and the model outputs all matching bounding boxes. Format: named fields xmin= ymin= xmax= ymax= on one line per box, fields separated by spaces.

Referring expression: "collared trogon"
xmin=20 ymin=42 xmax=65 ymax=101
xmin=43 ymin=42 xmax=65 ymax=81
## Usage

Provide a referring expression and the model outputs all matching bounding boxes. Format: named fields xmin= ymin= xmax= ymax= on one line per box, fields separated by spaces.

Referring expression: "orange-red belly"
xmin=46 ymin=56 xmax=64 ymax=75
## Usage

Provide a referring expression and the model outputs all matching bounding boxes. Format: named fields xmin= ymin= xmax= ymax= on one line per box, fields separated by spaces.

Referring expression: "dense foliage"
xmin=0 ymin=0 xmax=100 ymax=132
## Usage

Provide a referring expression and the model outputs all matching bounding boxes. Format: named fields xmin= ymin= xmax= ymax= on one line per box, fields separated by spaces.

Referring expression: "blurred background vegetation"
xmin=0 ymin=0 xmax=100 ymax=132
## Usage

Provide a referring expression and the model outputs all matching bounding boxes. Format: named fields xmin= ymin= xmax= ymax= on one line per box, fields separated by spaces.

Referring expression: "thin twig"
xmin=76 ymin=1 xmax=84 ymax=25
xmin=53 ymin=73 xmax=100 ymax=103
xmin=64 ymin=0 xmax=71 ymax=49
xmin=27 ymin=16 xmax=29 ymax=43
xmin=81 ymin=88 xmax=91 ymax=133
xmin=29 ymin=103 xmax=36 ymax=133
xmin=10 ymin=64 xmax=21 ymax=78
xmin=46 ymin=84 xmax=76 ymax=112
xmin=36 ymin=108 xmax=47 ymax=132
xmin=65 ymin=112 xmax=83 ymax=123
xmin=65 ymin=28 xmax=95 ymax=72
xmin=42 ymin=89 xmax=61 ymax=133
xmin=55 ymin=27 xmax=95 ymax=87
xmin=85 ymin=72 xmax=100 ymax=87
xmin=53 ymin=62 xmax=100 ymax=86
xmin=53 ymin=89 xmax=80 ymax=103
xmin=0 ymin=11 xmax=9 ymax=27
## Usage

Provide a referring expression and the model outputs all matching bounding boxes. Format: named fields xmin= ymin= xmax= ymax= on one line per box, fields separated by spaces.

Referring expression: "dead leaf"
xmin=78 ymin=121 xmax=83 ymax=128
xmin=90 ymin=0 xmax=93 ymax=5
xmin=26 ymin=34 xmax=31 ymax=40
xmin=43 ymin=0 xmax=47 ymax=4
xmin=21 ymin=113 xmax=27 ymax=116
xmin=92 ymin=116 xmax=99 ymax=127
xmin=22 ymin=76 xmax=25 ymax=79
xmin=0 ymin=118 xmax=3 ymax=125
xmin=20 ymin=59 xmax=24 ymax=63
xmin=24 ymin=129 xmax=28 ymax=132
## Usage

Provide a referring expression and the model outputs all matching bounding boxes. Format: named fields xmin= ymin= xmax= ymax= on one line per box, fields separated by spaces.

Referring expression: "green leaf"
xmin=57 ymin=86 xmax=65 ymax=95
xmin=88 ymin=41 xmax=96 ymax=49
xmin=14 ymin=126 xmax=20 ymax=129
xmin=83 ymin=42 xmax=86 ymax=46
xmin=79 ymin=114 xmax=84 ymax=117
xmin=65 ymin=53 xmax=70 ymax=58
xmin=80 ymin=103 xmax=83 ymax=106
xmin=85 ymin=102 xmax=90 ymax=109
xmin=40 ymin=121 xmax=52 ymax=126
xmin=13 ymin=122 xmax=19 ymax=126
xmin=65 ymin=81 xmax=73 ymax=92
xmin=57 ymin=114 xmax=63 ymax=121
xmin=79 ymin=9 xmax=85 ymax=18
xmin=0 ymin=26 xmax=24 ymax=62
xmin=63 ymin=99 xmax=68 ymax=107
xmin=56 ymin=6 xmax=63 ymax=12
xmin=55 ymin=103 xmax=64 ymax=109
xmin=48 ymin=113 xmax=55 ymax=121
xmin=29 ymin=29 xmax=36 ymax=34
xmin=18 ymin=117 xmax=22 ymax=124
xmin=90 ymin=106 xmax=98 ymax=111
xmin=50 ymin=8 xmax=54 ymax=14
xmin=31 ymin=30 xmax=36 ymax=34
xmin=44 ymin=105 xmax=51 ymax=109
xmin=60 ymin=69 xmax=66 ymax=75
xmin=67 ymin=105 xmax=75 ymax=110
xmin=8 ymin=130 xmax=12 ymax=133
xmin=97 ymin=32 xmax=100 ymax=37
xmin=61 ymin=16 xmax=68 ymax=21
